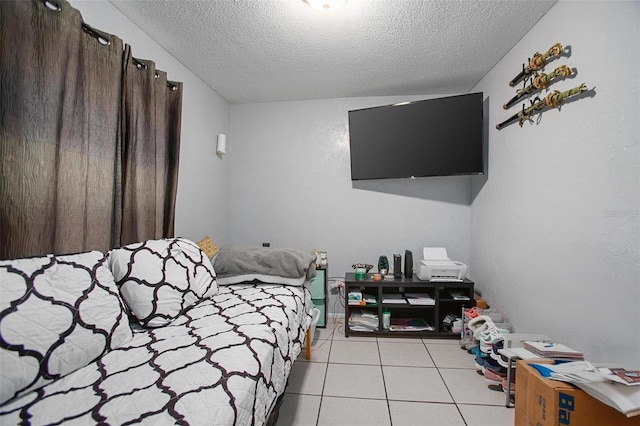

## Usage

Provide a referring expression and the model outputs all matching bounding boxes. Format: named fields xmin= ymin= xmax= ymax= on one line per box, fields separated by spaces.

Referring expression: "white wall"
xmin=230 ymin=96 xmax=473 ymax=313
xmin=470 ymin=0 xmax=639 ymax=366
xmin=70 ymin=0 xmax=231 ymax=245
xmin=73 ymin=0 xmax=639 ymax=366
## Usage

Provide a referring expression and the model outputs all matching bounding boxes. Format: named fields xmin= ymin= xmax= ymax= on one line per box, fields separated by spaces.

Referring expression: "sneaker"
xmin=485 ymin=361 xmax=508 ymax=375
xmin=468 ymin=316 xmax=495 ymax=339
xmin=502 ymin=374 xmax=516 ymax=395
xmin=470 ymin=346 xmax=488 ymax=358
xmin=474 ymin=354 xmax=503 ymax=372
xmin=497 ymin=352 xmax=511 ymax=369
xmin=479 ymin=327 xmax=504 ymax=353
xmin=460 ymin=328 xmax=478 ymax=350
xmin=464 ymin=307 xmax=482 ymax=319
xmin=482 ymin=356 xmax=506 ymax=374
xmin=483 ymin=368 xmax=505 ymax=385
xmin=451 ymin=319 xmax=463 ymax=334
xmin=474 ymin=355 xmax=488 ymax=371
xmin=490 ymin=340 xmax=505 ymax=362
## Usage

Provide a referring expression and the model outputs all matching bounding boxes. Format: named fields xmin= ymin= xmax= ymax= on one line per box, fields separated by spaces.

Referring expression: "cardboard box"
xmin=515 ymin=360 xmax=640 ymax=426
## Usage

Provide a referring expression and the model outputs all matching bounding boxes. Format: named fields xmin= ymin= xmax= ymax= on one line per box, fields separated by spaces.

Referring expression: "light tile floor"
xmin=279 ymin=318 xmax=515 ymax=426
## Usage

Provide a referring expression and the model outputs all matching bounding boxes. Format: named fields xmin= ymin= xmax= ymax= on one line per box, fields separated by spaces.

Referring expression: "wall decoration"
xmin=498 ymin=42 xmax=593 ymax=130
xmin=509 ymin=42 xmax=564 ymax=87
xmin=496 ymin=83 xmax=588 ymax=130
xmin=503 ymin=65 xmax=573 ymax=109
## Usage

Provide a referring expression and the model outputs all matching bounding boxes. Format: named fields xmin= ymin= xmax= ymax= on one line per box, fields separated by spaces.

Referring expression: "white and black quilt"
xmin=0 ymin=283 xmax=312 ymax=425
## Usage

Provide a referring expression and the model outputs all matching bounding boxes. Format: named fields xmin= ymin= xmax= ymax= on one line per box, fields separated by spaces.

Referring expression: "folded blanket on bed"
xmin=215 ymin=246 xmax=317 ymax=286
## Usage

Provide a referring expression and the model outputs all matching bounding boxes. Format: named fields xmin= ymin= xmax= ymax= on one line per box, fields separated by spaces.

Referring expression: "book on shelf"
xmin=403 ymin=293 xmax=435 ymax=305
xmin=382 ymin=294 xmax=407 ymax=304
xmin=362 ymin=293 xmax=377 ymax=304
xmin=522 ymin=341 xmax=584 ymax=360
xmin=448 ymin=291 xmax=470 ymax=300
xmin=389 ymin=318 xmax=433 ymax=332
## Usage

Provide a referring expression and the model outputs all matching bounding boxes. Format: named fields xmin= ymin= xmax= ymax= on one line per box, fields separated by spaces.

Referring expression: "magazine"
xmin=605 ymin=368 xmax=640 ymax=386
xmin=389 ymin=318 xmax=433 ymax=332
xmin=403 ymin=293 xmax=435 ymax=305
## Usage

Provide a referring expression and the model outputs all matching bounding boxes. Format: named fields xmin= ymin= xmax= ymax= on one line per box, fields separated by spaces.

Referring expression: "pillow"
xmin=109 ymin=238 xmax=218 ymax=327
xmin=0 ymin=250 xmax=133 ymax=405
xmin=197 ymin=236 xmax=219 ymax=259
xmin=214 ymin=246 xmax=317 ymax=286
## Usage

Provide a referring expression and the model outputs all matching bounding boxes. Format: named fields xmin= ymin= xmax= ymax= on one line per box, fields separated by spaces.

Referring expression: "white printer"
xmin=415 ymin=247 xmax=467 ymax=281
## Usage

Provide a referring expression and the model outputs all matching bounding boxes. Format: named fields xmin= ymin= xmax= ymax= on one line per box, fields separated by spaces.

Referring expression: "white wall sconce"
xmin=216 ymin=134 xmax=226 ymax=157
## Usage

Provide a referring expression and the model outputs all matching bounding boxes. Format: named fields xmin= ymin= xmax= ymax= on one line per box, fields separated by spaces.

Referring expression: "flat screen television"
xmin=348 ymin=92 xmax=484 ymax=180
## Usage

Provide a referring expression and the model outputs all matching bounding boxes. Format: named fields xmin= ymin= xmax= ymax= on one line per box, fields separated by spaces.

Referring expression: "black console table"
xmin=344 ymin=273 xmax=475 ymax=338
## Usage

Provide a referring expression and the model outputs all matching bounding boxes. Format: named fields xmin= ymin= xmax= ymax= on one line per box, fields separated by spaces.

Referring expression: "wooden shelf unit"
xmin=344 ymin=272 xmax=475 ymax=338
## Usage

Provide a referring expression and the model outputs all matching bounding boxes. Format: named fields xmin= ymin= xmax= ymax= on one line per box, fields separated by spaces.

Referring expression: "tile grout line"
xmin=426 ymin=341 xmax=470 ymax=426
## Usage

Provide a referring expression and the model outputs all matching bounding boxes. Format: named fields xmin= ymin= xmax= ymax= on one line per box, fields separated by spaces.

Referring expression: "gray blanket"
xmin=214 ymin=246 xmax=317 ymax=284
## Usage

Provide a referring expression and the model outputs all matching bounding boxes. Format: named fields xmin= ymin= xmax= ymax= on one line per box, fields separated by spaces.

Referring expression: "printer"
xmin=415 ymin=247 xmax=467 ymax=281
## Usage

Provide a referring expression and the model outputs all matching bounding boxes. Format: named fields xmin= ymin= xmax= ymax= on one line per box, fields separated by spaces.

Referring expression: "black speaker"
xmin=404 ymin=250 xmax=413 ymax=278
xmin=393 ymin=254 xmax=402 ymax=279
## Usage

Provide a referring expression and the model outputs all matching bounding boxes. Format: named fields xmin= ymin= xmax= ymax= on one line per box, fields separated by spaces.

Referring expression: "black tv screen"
xmin=348 ymin=93 xmax=484 ymax=180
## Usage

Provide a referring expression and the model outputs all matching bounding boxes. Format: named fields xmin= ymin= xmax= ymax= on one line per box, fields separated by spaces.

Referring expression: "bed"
xmin=0 ymin=238 xmax=314 ymax=425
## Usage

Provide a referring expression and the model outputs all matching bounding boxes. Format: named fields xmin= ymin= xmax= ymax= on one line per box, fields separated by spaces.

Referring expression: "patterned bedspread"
xmin=0 ymin=283 xmax=312 ymax=425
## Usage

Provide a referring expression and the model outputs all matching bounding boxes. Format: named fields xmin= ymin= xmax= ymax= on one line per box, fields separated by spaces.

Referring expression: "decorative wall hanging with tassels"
xmin=497 ymin=42 xmax=592 ymax=130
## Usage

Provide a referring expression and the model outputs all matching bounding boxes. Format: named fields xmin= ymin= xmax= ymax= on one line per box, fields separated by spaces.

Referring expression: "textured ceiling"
xmin=109 ymin=0 xmax=557 ymax=104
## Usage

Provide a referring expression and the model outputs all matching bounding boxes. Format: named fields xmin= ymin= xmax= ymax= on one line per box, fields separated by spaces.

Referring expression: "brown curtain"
xmin=120 ymin=47 xmax=182 ymax=246
xmin=0 ymin=0 xmax=182 ymax=260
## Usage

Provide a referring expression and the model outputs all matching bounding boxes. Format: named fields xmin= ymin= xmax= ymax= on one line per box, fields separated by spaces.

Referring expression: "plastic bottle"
xmin=382 ymin=308 xmax=391 ymax=330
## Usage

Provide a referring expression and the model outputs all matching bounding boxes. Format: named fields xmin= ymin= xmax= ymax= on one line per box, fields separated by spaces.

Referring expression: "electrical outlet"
xmin=329 ymin=280 xmax=344 ymax=289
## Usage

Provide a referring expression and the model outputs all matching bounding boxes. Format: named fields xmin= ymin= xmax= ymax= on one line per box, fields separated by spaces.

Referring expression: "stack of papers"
xmin=389 ymin=318 xmax=433 ymax=332
xmin=404 ymin=293 xmax=435 ymax=305
xmin=382 ymin=294 xmax=407 ymax=304
xmin=449 ymin=291 xmax=470 ymax=300
xmin=348 ymin=311 xmax=379 ymax=332
xmin=528 ymin=361 xmax=640 ymax=417
xmin=523 ymin=341 xmax=584 ymax=360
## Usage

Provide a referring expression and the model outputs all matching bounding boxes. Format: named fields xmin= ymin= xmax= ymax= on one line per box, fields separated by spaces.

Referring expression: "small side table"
xmin=498 ymin=333 xmax=551 ymax=407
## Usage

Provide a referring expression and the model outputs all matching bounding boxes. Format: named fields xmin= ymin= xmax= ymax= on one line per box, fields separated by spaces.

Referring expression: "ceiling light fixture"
xmin=304 ymin=0 xmax=346 ymax=13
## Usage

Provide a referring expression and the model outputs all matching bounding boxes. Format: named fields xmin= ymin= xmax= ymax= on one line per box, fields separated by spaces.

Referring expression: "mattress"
xmin=0 ymin=283 xmax=313 ymax=425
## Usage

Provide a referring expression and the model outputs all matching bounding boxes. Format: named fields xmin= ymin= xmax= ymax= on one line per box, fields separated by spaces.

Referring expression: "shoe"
xmin=502 ymin=374 xmax=516 ymax=395
xmin=474 ymin=354 xmax=503 ymax=373
xmin=490 ymin=340 xmax=505 ymax=361
xmin=483 ymin=368 xmax=504 ymax=385
xmin=485 ymin=361 xmax=508 ymax=375
xmin=464 ymin=307 xmax=482 ymax=319
xmin=468 ymin=315 xmax=495 ymax=339
xmin=470 ymin=345 xmax=488 ymax=358
xmin=451 ymin=319 xmax=463 ymax=334
xmin=474 ymin=355 xmax=488 ymax=371
xmin=460 ymin=329 xmax=477 ymax=350
xmin=482 ymin=356 xmax=506 ymax=374
xmin=497 ymin=352 xmax=511 ymax=368
xmin=479 ymin=327 xmax=504 ymax=353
